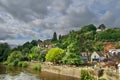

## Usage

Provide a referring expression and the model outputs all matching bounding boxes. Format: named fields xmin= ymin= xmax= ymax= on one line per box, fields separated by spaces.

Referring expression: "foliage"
xmin=32 ymin=63 xmax=41 ymax=71
xmin=98 ymin=78 xmax=106 ymax=80
xmin=7 ymin=51 xmax=22 ymax=63
xmin=96 ymin=29 xmax=120 ymax=42
xmin=98 ymin=24 xmax=106 ymax=30
xmin=52 ymin=32 xmax=57 ymax=42
xmin=30 ymin=46 xmax=40 ymax=54
xmin=28 ymin=46 xmax=40 ymax=60
xmin=80 ymin=69 xmax=96 ymax=80
xmin=38 ymin=53 xmax=46 ymax=62
xmin=0 ymin=43 xmax=11 ymax=62
xmin=18 ymin=62 xmax=23 ymax=67
xmin=81 ymin=24 xmax=97 ymax=32
xmin=17 ymin=61 xmax=29 ymax=67
xmin=46 ymin=47 xmax=64 ymax=63
xmin=28 ymin=53 xmax=39 ymax=60
xmin=62 ymin=53 xmax=82 ymax=65
xmin=20 ymin=56 xmax=29 ymax=61
xmin=22 ymin=61 xmax=29 ymax=68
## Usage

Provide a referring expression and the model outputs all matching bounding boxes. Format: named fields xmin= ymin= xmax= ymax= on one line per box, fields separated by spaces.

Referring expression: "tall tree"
xmin=52 ymin=32 xmax=57 ymax=42
xmin=59 ymin=34 xmax=62 ymax=40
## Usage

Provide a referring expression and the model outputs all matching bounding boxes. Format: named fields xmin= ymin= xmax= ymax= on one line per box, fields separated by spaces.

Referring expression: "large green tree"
xmin=0 ymin=43 xmax=11 ymax=62
xmin=46 ymin=47 xmax=64 ymax=63
xmin=81 ymin=24 xmax=97 ymax=32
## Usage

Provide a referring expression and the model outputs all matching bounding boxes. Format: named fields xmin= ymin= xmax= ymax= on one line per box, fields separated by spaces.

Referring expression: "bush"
xmin=80 ymin=69 xmax=96 ymax=80
xmin=22 ymin=61 xmax=29 ymax=68
xmin=8 ymin=63 xmax=14 ymax=66
xmin=13 ymin=59 xmax=19 ymax=66
xmin=3 ymin=61 xmax=8 ymax=65
xmin=99 ymin=78 xmax=106 ymax=80
xmin=18 ymin=62 xmax=23 ymax=67
xmin=32 ymin=64 xmax=41 ymax=71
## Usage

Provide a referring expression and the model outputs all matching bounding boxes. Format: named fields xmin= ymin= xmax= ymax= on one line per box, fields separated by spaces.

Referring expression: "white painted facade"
xmin=109 ymin=49 xmax=120 ymax=56
xmin=91 ymin=52 xmax=105 ymax=62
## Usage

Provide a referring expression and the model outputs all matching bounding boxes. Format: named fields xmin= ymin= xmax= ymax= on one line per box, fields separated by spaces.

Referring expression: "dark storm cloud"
xmin=0 ymin=0 xmax=120 ymax=45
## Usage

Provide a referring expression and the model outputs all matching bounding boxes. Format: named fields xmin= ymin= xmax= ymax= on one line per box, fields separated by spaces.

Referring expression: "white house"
xmin=109 ymin=49 xmax=120 ymax=56
xmin=91 ymin=52 xmax=106 ymax=62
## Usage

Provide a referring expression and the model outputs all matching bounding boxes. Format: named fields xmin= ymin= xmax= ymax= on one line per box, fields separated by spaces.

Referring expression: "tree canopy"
xmin=46 ymin=47 xmax=64 ymax=63
xmin=0 ymin=43 xmax=11 ymax=62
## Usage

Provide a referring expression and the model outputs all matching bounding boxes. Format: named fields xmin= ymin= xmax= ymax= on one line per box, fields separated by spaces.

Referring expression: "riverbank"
xmin=1 ymin=61 xmax=119 ymax=80
xmin=41 ymin=64 xmax=81 ymax=78
xmin=29 ymin=61 xmax=81 ymax=78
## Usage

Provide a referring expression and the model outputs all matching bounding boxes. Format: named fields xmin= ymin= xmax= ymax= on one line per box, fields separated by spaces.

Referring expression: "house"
xmin=80 ymin=52 xmax=89 ymax=62
xmin=109 ymin=49 xmax=120 ymax=56
xmin=91 ymin=52 xmax=106 ymax=62
xmin=96 ymin=29 xmax=102 ymax=32
xmin=38 ymin=40 xmax=44 ymax=47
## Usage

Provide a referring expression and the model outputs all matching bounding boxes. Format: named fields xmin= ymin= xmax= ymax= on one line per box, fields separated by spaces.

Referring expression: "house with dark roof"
xmin=91 ymin=52 xmax=106 ymax=62
xmin=80 ymin=52 xmax=89 ymax=62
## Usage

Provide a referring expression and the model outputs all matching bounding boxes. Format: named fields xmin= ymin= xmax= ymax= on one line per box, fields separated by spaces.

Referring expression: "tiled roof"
xmin=96 ymin=52 xmax=104 ymax=57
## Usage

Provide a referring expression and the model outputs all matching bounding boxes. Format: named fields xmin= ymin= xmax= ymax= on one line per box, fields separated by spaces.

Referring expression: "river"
xmin=0 ymin=64 xmax=79 ymax=80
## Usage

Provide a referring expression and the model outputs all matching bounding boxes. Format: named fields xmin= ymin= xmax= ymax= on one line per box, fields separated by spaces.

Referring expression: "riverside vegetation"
xmin=0 ymin=24 xmax=120 ymax=80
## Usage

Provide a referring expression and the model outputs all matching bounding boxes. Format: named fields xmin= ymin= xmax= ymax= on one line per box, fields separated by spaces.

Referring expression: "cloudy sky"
xmin=0 ymin=0 xmax=120 ymax=46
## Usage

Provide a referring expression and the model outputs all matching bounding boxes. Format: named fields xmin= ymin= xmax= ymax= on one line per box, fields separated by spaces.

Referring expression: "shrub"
xmin=18 ymin=62 xmax=23 ymax=67
xmin=32 ymin=64 xmax=41 ymax=71
xmin=8 ymin=63 xmax=14 ymax=66
xmin=22 ymin=61 xmax=29 ymax=68
xmin=3 ymin=61 xmax=8 ymax=65
xmin=99 ymin=78 xmax=106 ymax=80
xmin=13 ymin=59 xmax=19 ymax=66
xmin=80 ymin=69 xmax=96 ymax=80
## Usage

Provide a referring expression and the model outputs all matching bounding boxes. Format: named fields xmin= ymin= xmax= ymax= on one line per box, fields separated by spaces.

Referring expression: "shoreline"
xmin=41 ymin=64 xmax=81 ymax=78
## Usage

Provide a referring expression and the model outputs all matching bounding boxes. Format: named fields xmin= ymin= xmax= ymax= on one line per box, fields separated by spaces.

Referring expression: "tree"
xmin=0 ymin=43 xmax=11 ymax=62
xmin=62 ymin=53 xmax=82 ymax=65
xmin=31 ymin=40 xmax=38 ymax=46
xmin=81 ymin=24 xmax=97 ymax=32
xmin=98 ymin=24 xmax=106 ymax=31
xmin=59 ymin=34 xmax=62 ymax=40
xmin=7 ymin=51 xmax=22 ymax=63
xmin=45 ymin=47 xmax=64 ymax=63
xmin=52 ymin=32 xmax=57 ymax=42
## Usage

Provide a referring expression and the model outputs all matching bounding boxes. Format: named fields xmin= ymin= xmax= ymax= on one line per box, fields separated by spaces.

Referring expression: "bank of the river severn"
xmin=41 ymin=64 xmax=81 ymax=78
xmin=40 ymin=63 xmax=119 ymax=80
xmin=29 ymin=61 xmax=81 ymax=78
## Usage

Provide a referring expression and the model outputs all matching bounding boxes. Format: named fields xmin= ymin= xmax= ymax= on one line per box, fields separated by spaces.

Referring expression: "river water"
xmin=0 ymin=64 xmax=79 ymax=80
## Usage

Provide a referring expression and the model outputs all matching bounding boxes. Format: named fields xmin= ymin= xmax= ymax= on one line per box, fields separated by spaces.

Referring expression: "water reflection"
xmin=0 ymin=64 xmax=79 ymax=80
xmin=0 ymin=64 xmax=6 ymax=74
xmin=0 ymin=72 xmax=39 ymax=80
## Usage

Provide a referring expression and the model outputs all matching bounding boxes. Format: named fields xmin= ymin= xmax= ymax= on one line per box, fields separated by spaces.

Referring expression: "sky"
xmin=0 ymin=0 xmax=120 ymax=46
